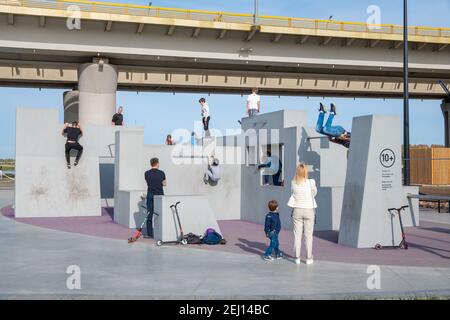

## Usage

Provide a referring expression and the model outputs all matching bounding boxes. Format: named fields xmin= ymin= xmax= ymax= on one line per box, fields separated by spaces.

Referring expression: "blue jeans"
xmin=248 ymin=109 xmax=259 ymax=117
xmin=264 ymin=231 xmax=280 ymax=257
xmin=315 ymin=112 xmax=346 ymax=138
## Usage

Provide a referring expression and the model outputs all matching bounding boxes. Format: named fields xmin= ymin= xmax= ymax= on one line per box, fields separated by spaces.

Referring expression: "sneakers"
xmin=319 ymin=102 xmax=327 ymax=113
xmin=263 ymin=255 xmax=274 ymax=261
xmin=74 ymin=161 xmax=79 ymax=166
xmin=67 ymin=164 xmax=71 ymax=169
xmin=306 ymin=258 xmax=314 ymax=265
xmin=330 ymin=103 xmax=337 ymax=115
xmin=295 ymin=258 xmax=301 ymax=265
xmin=276 ymin=252 xmax=283 ymax=260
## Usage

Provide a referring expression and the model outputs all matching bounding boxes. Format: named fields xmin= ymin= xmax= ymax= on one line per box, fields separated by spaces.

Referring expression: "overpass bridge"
xmin=0 ymin=0 xmax=449 ymax=98
xmin=1 ymin=0 xmax=450 ymax=144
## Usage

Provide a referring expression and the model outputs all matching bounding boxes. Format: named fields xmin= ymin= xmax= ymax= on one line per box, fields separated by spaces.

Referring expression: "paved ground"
xmin=1 ymin=190 xmax=449 ymax=299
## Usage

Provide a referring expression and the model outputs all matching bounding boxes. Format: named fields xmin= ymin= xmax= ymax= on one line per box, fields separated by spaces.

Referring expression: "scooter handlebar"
xmin=170 ymin=201 xmax=181 ymax=209
xmin=388 ymin=205 xmax=409 ymax=212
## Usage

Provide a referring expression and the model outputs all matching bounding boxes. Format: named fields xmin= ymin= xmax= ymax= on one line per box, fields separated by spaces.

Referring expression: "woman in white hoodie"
xmin=288 ymin=163 xmax=317 ymax=265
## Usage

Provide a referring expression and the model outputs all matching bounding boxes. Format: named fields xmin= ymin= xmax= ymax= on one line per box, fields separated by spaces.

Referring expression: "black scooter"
xmin=156 ymin=201 xmax=188 ymax=246
xmin=374 ymin=205 xmax=409 ymax=250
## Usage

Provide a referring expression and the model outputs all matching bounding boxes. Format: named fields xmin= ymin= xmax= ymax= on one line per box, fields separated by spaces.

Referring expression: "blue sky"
xmin=1 ymin=0 xmax=449 ymax=158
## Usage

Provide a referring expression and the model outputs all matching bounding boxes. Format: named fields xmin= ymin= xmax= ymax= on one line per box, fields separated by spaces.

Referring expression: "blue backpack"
xmin=202 ymin=228 xmax=226 ymax=245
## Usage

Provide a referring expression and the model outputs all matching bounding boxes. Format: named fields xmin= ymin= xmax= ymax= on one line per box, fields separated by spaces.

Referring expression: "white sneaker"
xmin=306 ymin=258 xmax=314 ymax=265
xmin=295 ymin=258 xmax=301 ymax=265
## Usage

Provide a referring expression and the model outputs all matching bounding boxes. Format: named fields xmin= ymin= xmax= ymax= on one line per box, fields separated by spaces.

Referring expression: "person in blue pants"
xmin=263 ymin=200 xmax=282 ymax=261
xmin=315 ymin=103 xmax=351 ymax=149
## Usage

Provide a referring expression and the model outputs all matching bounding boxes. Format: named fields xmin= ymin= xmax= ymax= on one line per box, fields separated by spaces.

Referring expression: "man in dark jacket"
xmin=263 ymin=200 xmax=282 ymax=261
xmin=144 ymin=157 xmax=166 ymax=238
xmin=62 ymin=121 xmax=83 ymax=169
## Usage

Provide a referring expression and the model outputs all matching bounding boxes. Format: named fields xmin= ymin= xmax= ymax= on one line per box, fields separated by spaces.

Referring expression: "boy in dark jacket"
xmin=263 ymin=200 xmax=282 ymax=261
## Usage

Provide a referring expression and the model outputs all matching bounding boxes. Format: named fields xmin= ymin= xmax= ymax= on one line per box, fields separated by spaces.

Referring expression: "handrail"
xmin=2 ymin=0 xmax=449 ymax=38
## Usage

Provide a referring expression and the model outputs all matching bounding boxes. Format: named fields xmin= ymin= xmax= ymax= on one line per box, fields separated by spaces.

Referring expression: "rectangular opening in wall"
xmin=260 ymin=144 xmax=284 ymax=187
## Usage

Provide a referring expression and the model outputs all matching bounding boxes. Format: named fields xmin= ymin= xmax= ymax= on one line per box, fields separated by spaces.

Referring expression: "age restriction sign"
xmin=380 ymin=149 xmax=395 ymax=168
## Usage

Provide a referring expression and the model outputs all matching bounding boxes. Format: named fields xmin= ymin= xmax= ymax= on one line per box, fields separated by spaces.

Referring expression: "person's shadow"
xmin=235 ymin=238 xmax=295 ymax=260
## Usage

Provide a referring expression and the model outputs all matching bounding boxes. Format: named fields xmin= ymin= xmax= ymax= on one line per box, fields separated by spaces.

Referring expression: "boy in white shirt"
xmin=199 ymin=98 xmax=211 ymax=137
xmin=246 ymin=88 xmax=260 ymax=117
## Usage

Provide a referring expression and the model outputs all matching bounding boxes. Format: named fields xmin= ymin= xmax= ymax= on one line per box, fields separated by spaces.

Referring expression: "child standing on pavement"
xmin=263 ymin=200 xmax=282 ymax=261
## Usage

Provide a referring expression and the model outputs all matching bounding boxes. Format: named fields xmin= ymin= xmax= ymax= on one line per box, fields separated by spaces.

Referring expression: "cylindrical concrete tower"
xmin=63 ymin=90 xmax=79 ymax=123
xmin=78 ymin=60 xmax=118 ymax=126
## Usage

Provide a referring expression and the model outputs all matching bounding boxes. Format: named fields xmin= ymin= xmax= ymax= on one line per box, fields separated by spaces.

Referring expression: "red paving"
xmin=2 ymin=205 xmax=449 ymax=268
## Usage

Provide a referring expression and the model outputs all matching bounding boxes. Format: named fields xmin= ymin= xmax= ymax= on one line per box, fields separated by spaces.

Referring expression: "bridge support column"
xmin=441 ymin=101 xmax=450 ymax=147
xmin=78 ymin=60 xmax=117 ymax=126
xmin=63 ymin=90 xmax=79 ymax=123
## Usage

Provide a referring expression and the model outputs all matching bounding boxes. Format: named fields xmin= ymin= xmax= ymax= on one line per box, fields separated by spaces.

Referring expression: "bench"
xmin=407 ymin=193 xmax=450 ymax=213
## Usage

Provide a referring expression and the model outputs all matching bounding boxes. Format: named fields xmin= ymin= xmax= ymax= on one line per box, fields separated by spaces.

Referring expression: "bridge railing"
xmin=3 ymin=0 xmax=450 ymax=38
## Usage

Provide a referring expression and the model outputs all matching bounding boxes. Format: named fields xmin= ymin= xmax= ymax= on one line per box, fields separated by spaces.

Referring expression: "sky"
xmin=1 ymin=0 xmax=449 ymax=158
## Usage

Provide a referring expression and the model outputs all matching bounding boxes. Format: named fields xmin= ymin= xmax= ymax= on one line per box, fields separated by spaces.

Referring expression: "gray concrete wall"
xmin=240 ymin=110 xmax=348 ymax=231
xmin=114 ymin=130 xmax=242 ymax=227
xmin=154 ymin=195 xmax=222 ymax=242
xmin=339 ymin=115 xmax=419 ymax=248
xmin=15 ymin=108 xmax=101 ymax=217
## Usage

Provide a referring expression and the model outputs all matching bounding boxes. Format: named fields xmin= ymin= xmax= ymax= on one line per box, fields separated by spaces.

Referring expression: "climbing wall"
xmin=15 ymin=108 xmax=101 ymax=217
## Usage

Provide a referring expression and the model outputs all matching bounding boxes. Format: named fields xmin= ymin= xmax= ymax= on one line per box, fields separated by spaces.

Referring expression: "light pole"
xmin=403 ymin=0 xmax=410 ymax=186
xmin=253 ymin=0 xmax=259 ymax=25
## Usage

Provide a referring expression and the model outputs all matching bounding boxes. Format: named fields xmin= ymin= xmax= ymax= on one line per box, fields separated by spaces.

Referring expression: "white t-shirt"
xmin=201 ymin=103 xmax=210 ymax=118
xmin=247 ymin=93 xmax=260 ymax=110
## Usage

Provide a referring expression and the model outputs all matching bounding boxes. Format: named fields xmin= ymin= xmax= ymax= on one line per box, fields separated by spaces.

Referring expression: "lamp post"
xmin=253 ymin=0 xmax=259 ymax=25
xmin=403 ymin=0 xmax=410 ymax=186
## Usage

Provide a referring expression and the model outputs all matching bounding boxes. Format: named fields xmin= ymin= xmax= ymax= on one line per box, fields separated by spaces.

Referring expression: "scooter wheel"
xmin=156 ymin=240 xmax=163 ymax=246
xmin=181 ymin=239 xmax=188 ymax=245
xmin=374 ymin=244 xmax=382 ymax=250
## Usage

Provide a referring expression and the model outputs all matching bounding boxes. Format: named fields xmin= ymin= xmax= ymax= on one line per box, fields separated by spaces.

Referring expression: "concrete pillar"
xmin=63 ymin=90 xmax=79 ymax=123
xmin=441 ymin=101 xmax=450 ymax=147
xmin=78 ymin=60 xmax=117 ymax=126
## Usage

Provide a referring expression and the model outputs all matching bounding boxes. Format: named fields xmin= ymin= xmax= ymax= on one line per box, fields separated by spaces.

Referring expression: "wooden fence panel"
xmin=432 ymin=148 xmax=450 ymax=185
xmin=410 ymin=147 xmax=432 ymax=185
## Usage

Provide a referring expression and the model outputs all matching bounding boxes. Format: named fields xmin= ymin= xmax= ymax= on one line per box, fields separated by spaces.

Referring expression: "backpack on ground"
xmin=202 ymin=228 xmax=227 ymax=245
xmin=184 ymin=233 xmax=203 ymax=244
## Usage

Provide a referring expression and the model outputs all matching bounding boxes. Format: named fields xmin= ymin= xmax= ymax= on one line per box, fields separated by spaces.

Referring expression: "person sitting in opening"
xmin=166 ymin=134 xmax=175 ymax=145
xmin=263 ymin=200 xmax=282 ymax=261
xmin=258 ymin=151 xmax=283 ymax=186
xmin=203 ymin=157 xmax=221 ymax=185
xmin=112 ymin=106 xmax=124 ymax=126
xmin=199 ymin=98 xmax=211 ymax=137
xmin=315 ymin=103 xmax=351 ymax=149
xmin=62 ymin=121 xmax=83 ymax=169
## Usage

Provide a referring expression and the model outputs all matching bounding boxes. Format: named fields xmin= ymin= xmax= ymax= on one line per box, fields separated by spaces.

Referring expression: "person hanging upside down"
xmin=315 ymin=103 xmax=351 ymax=149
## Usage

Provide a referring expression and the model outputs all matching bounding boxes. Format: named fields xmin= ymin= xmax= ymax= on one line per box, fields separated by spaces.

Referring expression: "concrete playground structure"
xmin=15 ymin=97 xmax=418 ymax=247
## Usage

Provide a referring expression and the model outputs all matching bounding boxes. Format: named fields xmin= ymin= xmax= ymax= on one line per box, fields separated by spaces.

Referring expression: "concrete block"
xmin=114 ymin=190 xmax=146 ymax=228
xmin=339 ymin=115 xmax=412 ymax=248
xmin=153 ymin=195 xmax=222 ymax=242
xmin=15 ymin=108 xmax=101 ymax=217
